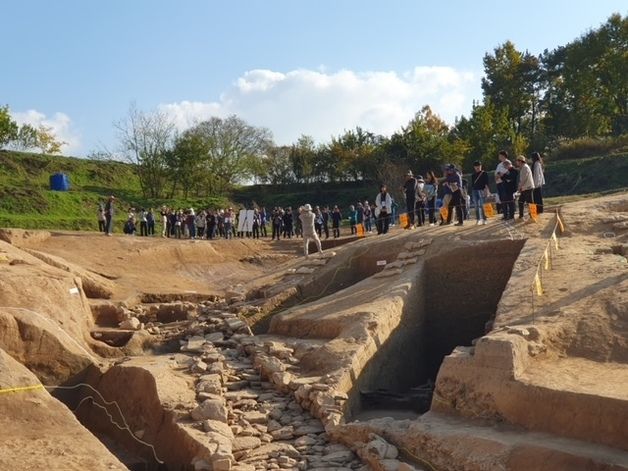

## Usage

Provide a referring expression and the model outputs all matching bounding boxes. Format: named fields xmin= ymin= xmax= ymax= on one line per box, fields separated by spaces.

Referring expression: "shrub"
xmin=550 ymin=135 xmax=628 ymax=161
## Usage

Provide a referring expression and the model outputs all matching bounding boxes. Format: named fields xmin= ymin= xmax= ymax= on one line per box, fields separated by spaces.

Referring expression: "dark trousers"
xmin=376 ymin=211 xmax=390 ymax=234
xmin=333 ymin=225 xmax=340 ymax=238
xmin=519 ymin=189 xmax=533 ymax=218
xmin=98 ymin=220 xmax=106 ymax=232
xmin=323 ymin=224 xmax=329 ymax=239
xmin=415 ymin=200 xmax=426 ymax=226
xmin=315 ymin=223 xmax=322 ymax=237
xmin=261 ymin=223 xmax=267 ymax=237
xmin=105 ymin=215 xmax=113 ymax=234
xmin=148 ymin=221 xmax=155 ymax=235
xmin=197 ymin=226 xmax=205 ymax=239
xmin=427 ymin=197 xmax=436 ymax=224
xmin=497 ymin=182 xmax=506 ymax=215
xmin=447 ymin=191 xmax=464 ymax=224
xmin=532 ymin=187 xmax=544 ymax=213
xmin=503 ymin=197 xmax=515 ymax=220
xmin=140 ymin=221 xmax=148 ymax=236
xmin=252 ymin=224 xmax=260 ymax=239
xmin=272 ymin=223 xmax=281 ymax=240
xmin=405 ymin=197 xmax=416 ymax=226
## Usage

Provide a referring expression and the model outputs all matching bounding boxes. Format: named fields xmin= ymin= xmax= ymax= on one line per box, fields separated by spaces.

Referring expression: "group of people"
xmin=97 ymin=150 xmax=546 ymax=246
xmin=399 ymin=150 xmax=545 ymax=229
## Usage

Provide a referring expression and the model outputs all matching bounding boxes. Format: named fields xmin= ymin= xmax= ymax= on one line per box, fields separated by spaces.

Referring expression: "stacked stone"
xmin=374 ymin=239 xmax=432 ymax=279
xmin=177 ymin=313 xmax=360 ymax=471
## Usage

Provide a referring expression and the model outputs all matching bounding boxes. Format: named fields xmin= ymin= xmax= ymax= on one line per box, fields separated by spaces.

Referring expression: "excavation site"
xmin=0 ymin=194 xmax=627 ymax=471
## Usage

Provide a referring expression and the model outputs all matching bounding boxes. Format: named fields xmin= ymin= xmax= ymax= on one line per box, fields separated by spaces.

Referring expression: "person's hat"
xmin=516 ymin=155 xmax=527 ymax=162
xmin=416 ymin=175 xmax=425 ymax=182
xmin=406 ymin=170 xmax=413 ymax=177
xmin=473 ymin=160 xmax=482 ymax=166
xmin=303 ymin=204 xmax=312 ymax=211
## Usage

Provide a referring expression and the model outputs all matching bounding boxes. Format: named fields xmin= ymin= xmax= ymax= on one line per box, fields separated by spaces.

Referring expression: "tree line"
xmin=3 ymin=14 xmax=625 ymax=200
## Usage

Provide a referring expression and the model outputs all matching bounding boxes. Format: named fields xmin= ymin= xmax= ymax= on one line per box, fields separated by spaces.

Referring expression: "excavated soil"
xmin=0 ymin=192 xmax=626 ymax=471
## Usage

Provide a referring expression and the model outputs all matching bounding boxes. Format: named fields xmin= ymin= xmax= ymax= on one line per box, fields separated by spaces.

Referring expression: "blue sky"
xmin=3 ymin=0 xmax=625 ymax=155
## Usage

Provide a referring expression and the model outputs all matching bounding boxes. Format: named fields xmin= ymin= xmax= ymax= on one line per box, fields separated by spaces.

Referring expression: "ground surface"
xmin=0 ymin=192 xmax=626 ymax=470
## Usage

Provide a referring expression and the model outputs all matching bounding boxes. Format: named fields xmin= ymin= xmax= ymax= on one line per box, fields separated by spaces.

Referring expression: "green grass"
xmin=0 ymin=150 xmax=626 ymax=231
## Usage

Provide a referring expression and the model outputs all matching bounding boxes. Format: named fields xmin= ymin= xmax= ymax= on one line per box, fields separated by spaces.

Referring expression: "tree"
xmin=181 ymin=116 xmax=273 ymax=194
xmin=34 ymin=125 xmax=65 ymax=154
xmin=115 ymin=105 xmax=175 ymax=198
xmin=0 ymin=105 xmax=19 ymax=148
xmin=482 ymin=41 xmax=540 ymax=146
xmin=290 ymin=135 xmax=316 ymax=183
xmin=258 ymin=145 xmax=295 ymax=185
xmin=168 ymin=130 xmax=209 ymax=198
xmin=542 ymin=13 xmax=628 ymax=139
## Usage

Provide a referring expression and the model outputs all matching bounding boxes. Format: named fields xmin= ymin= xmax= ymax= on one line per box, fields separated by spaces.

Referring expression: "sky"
xmin=3 ymin=0 xmax=626 ymax=156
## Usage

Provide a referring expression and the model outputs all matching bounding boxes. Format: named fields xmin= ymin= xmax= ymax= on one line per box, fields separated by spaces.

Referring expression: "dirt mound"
xmin=0 ymin=228 xmax=51 ymax=247
xmin=0 ymin=348 xmax=126 ymax=471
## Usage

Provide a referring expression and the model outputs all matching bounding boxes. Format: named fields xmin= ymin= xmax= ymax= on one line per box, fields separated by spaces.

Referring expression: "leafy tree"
xmin=115 ymin=104 xmax=175 ymax=198
xmin=290 ymin=135 xmax=317 ymax=183
xmin=0 ymin=105 xmax=19 ymax=148
xmin=482 ymin=41 xmax=540 ymax=145
xmin=259 ymin=145 xmax=295 ymax=185
xmin=182 ymin=116 xmax=274 ymax=194
xmin=169 ymin=130 xmax=209 ymax=198
xmin=542 ymin=13 xmax=628 ymax=139
xmin=35 ymin=125 xmax=65 ymax=154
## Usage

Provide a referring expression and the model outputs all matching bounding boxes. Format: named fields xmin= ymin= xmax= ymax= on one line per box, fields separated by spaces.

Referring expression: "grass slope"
xmin=0 ymin=150 xmax=626 ymax=231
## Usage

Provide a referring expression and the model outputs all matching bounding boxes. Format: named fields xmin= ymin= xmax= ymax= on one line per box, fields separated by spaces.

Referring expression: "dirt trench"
xmin=347 ymin=239 xmax=525 ymax=419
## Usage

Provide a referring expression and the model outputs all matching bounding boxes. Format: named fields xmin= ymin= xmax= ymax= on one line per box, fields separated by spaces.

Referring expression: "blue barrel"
xmin=50 ymin=173 xmax=70 ymax=191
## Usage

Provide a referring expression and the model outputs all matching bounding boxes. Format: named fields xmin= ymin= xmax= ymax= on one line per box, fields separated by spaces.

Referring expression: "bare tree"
xmin=115 ymin=104 xmax=175 ymax=198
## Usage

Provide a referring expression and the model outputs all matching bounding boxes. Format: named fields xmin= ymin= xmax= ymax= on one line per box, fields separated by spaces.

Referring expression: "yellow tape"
xmin=543 ymin=248 xmax=550 ymax=270
xmin=551 ymin=232 xmax=559 ymax=249
xmin=556 ymin=214 xmax=565 ymax=233
xmin=534 ymin=272 xmax=543 ymax=296
xmin=0 ymin=384 xmax=45 ymax=395
xmin=483 ymin=203 xmax=494 ymax=218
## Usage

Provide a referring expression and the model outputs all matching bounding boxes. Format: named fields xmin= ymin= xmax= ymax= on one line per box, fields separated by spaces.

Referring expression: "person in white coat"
xmin=531 ymin=152 xmax=546 ymax=213
xmin=299 ymin=204 xmax=323 ymax=257
xmin=375 ymin=184 xmax=393 ymax=235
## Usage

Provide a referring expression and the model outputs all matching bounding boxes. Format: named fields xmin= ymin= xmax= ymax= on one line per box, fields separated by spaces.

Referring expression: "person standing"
xmin=375 ymin=184 xmax=393 ymax=235
xmin=348 ymin=205 xmax=358 ymax=235
xmin=495 ymin=150 xmax=509 ymax=218
xmin=331 ymin=206 xmax=342 ymax=238
xmin=195 ymin=210 xmax=206 ymax=239
xmin=424 ymin=172 xmax=438 ymax=226
xmin=445 ymin=165 xmax=464 ymax=226
xmin=322 ymin=206 xmax=330 ymax=239
xmin=104 ymin=195 xmax=115 ymax=236
xmin=402 ymin=171 xmax=417 ymax=229
xmin=97 ymin=203 xmax=106 ymax=233
xmin=314 ymin=206 xmax=323 ymax=237
xmin=356 ymin=202 xmax=365 ymax=233
xmin=299 ymin=204 xmax=323 ymax=257
xmin=252 ymin=209 xmax=261 ymax=239
xmin=272 ymin=208 xmax=283 ymax=240
xmin=531 ymin=152 xmax=545 ymax=213
xmin=516 ymin=155 xmax=535 ymax=219
xmin=471 ymin=161 xmax=490 ymax=225
xmin=414 ymin=175 xmax=426 ymax=227
xmin=259 ymin=206 xmax=268 ymax=237
xmin=501 ymin=161 xmax=518 ymax=221
xmin=139 ymin=208 xmax=148 ymax=236
xmin=363 ymin=201 xmax=373 ymax=233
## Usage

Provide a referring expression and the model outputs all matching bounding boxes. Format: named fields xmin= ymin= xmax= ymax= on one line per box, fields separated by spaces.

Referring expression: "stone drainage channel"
xmin=70 ymin=299 xmax=413 ymax=471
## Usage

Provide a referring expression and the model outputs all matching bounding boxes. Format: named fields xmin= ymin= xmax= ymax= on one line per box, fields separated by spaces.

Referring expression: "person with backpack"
xmin=445 ymin=165 xmax=464 ymax=226
xmin=471 ymin=161 xmax=490 ymax=225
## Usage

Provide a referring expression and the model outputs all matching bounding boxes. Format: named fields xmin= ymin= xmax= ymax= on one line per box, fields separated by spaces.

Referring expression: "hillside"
xmin=0 ymin=149 xmax=626 ymax=230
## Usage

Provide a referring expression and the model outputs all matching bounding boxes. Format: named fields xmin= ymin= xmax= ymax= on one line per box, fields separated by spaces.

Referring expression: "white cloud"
xmin=12 ymin=109 xmax=81 ymax=154
xmin=159 ymin=66 xmax=479 ymax=144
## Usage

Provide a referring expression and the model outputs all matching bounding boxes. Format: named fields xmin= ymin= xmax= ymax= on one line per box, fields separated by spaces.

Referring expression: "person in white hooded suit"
xmin=299 ymin=204 xmax=323 ymax=257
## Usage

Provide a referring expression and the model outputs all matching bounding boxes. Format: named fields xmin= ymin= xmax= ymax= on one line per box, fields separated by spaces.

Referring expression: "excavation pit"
xmin=348 ymin=239 xmax=525 ymax=421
